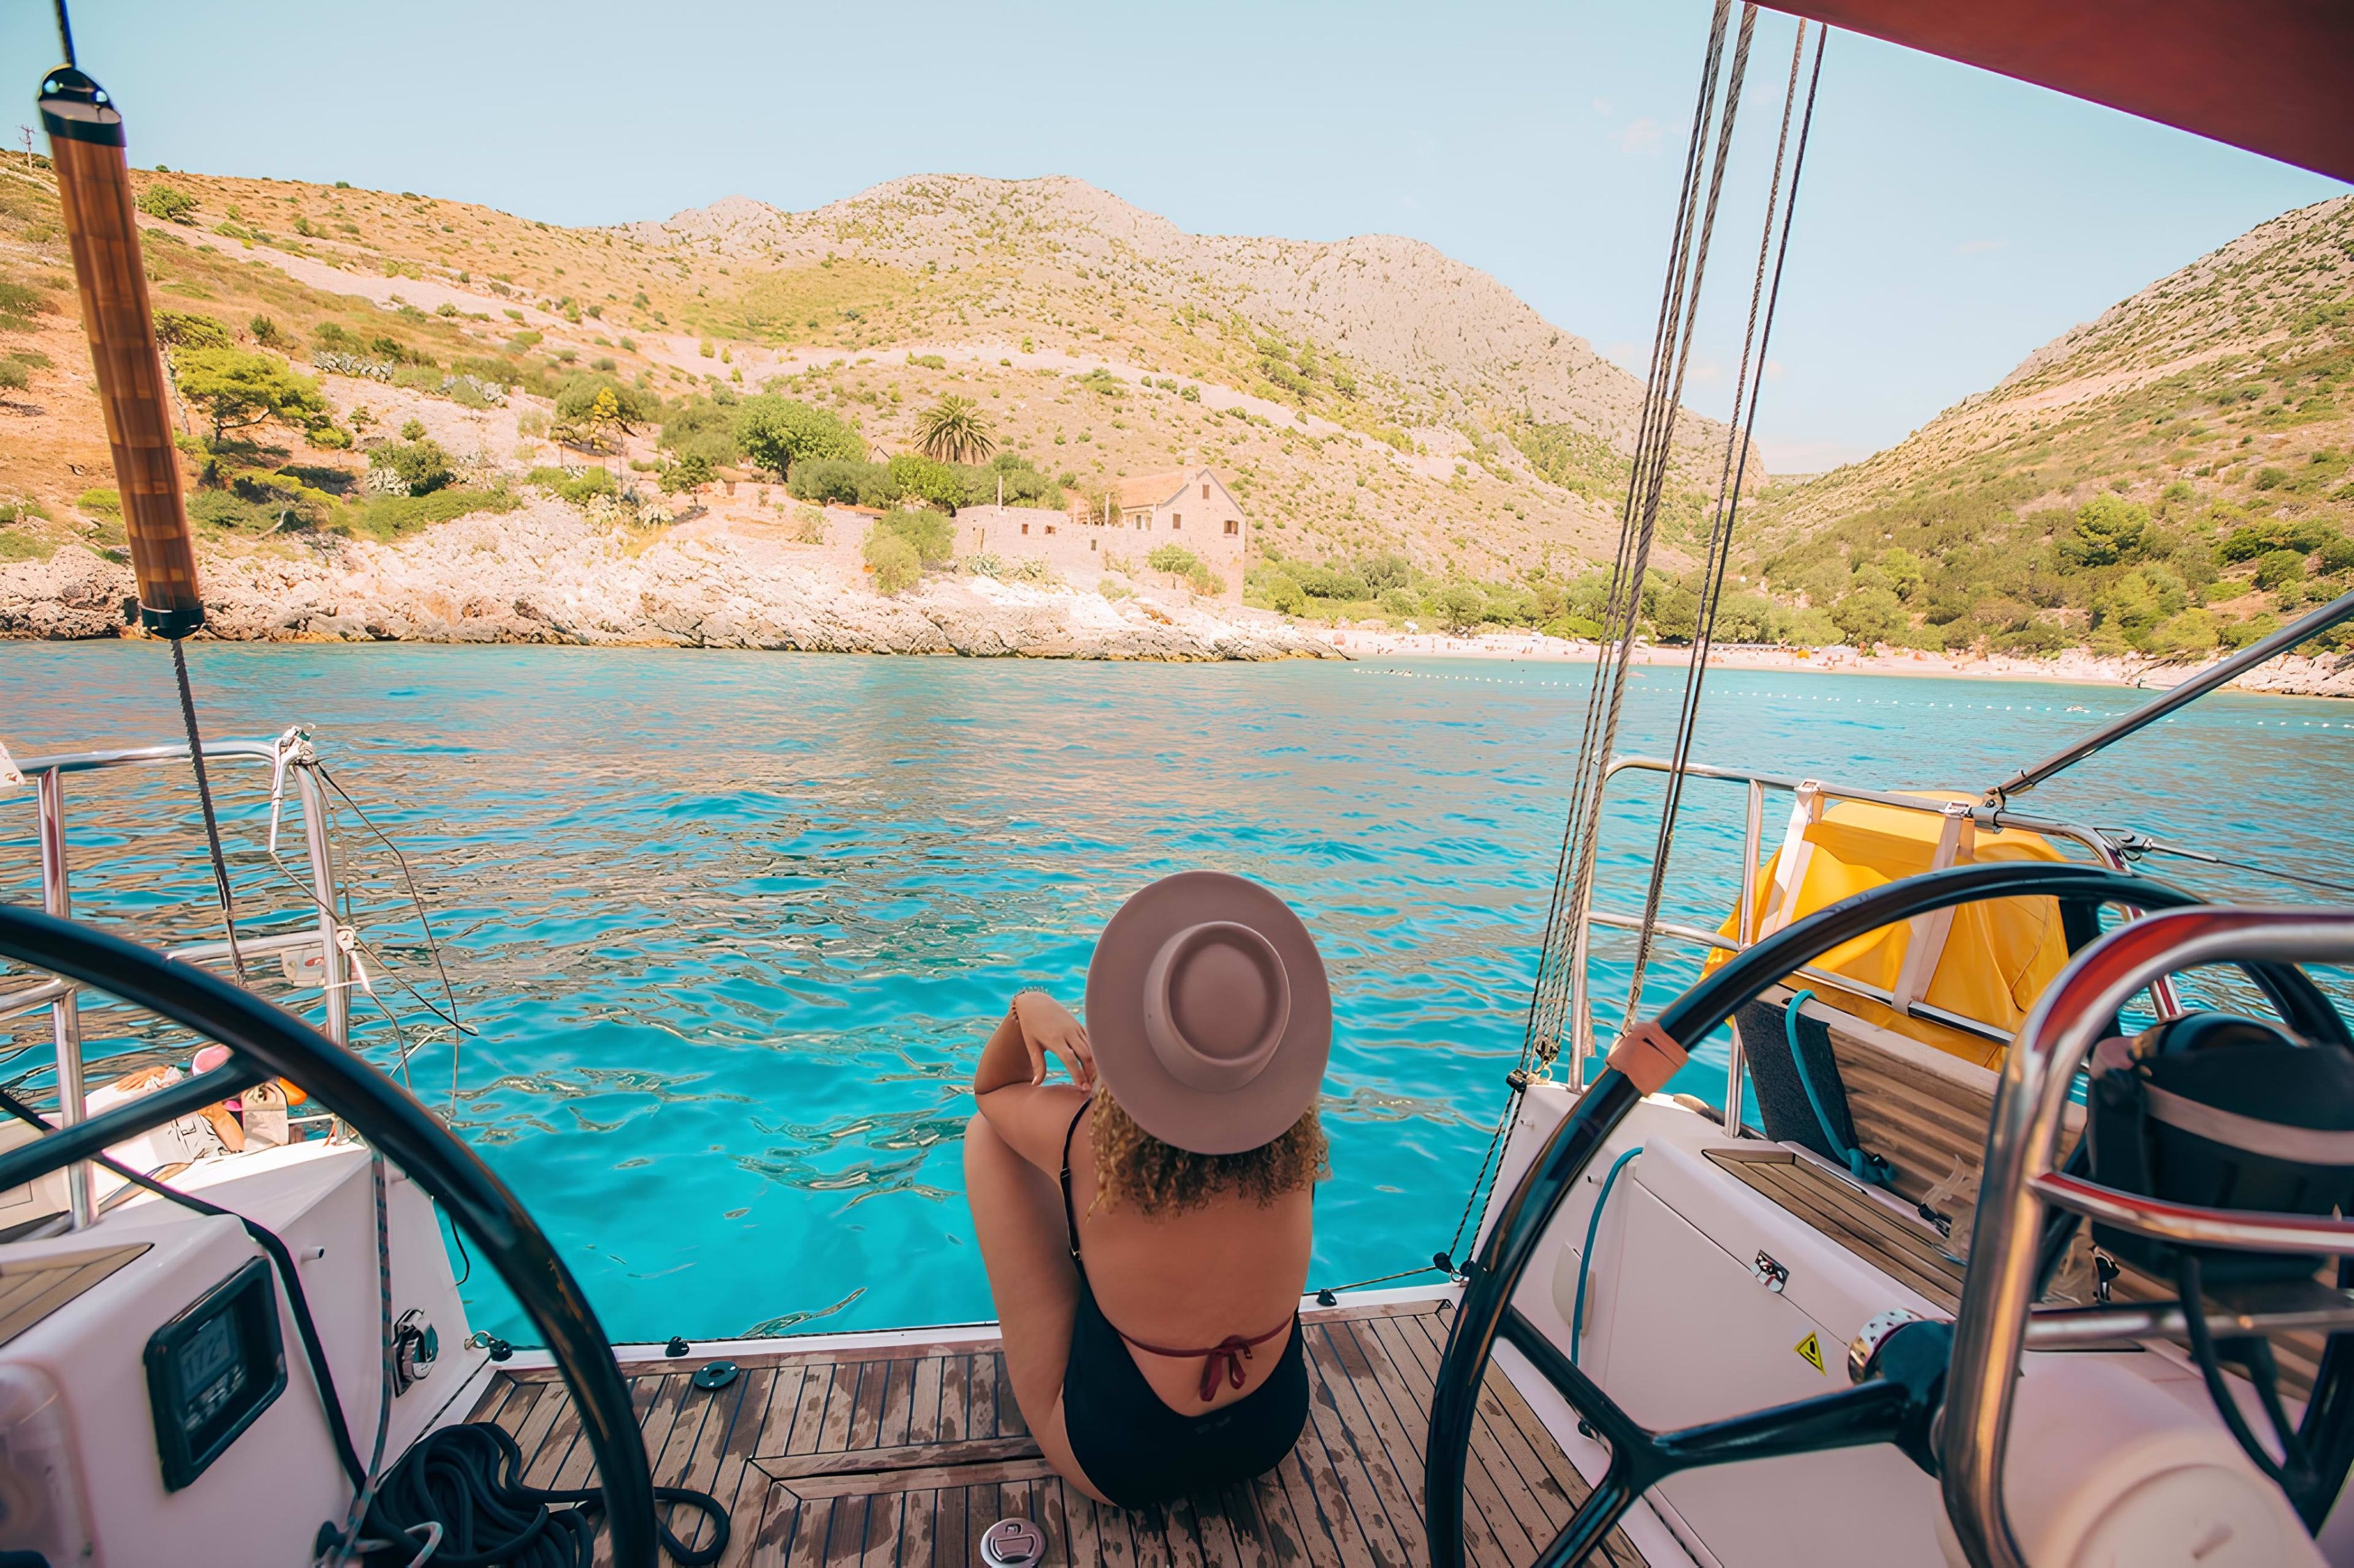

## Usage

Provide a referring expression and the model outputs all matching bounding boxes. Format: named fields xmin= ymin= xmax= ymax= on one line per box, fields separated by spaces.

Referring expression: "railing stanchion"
xmin=34 ymin=768 xmax=94 ymax=1231
xmin=294 ymin=763 xmax=349 ymax=1048
xmin=1723 ymin=778 xmax=1765 ymax=1133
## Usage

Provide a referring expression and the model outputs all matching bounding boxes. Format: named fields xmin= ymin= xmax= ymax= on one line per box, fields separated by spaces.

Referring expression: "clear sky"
xmin=10 ymin=1 xmax=2345 ymax=472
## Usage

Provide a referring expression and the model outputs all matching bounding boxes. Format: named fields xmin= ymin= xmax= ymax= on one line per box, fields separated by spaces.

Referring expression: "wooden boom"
xmin=39 ymin=66 xmax=205 ymax=639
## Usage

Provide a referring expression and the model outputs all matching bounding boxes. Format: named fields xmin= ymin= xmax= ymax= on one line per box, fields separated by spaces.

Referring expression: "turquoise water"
xmin=4 ymin=642 xmax=2352 ymax=1345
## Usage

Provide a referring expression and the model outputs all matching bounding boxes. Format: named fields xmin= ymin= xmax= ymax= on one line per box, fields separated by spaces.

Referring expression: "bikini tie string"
xmin=1116 ymin=1317 xmax=1296 ymax=1402
xmin=1201 ymin=1337 xmax=1255 ymax=1402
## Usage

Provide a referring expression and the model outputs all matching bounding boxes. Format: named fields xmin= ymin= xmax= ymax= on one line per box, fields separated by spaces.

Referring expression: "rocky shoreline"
xmin=0 ymin=499 xmax=1339 ymax=661
xmin=8 ymin=498 xmax=2351 ymax=693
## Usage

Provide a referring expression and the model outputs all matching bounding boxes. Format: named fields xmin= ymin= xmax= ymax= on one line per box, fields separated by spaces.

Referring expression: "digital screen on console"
xmin=144 ymin=1257 xmax=285 ymax=1490
xmin=173 ymin=1310 xmax=246 ymax=1429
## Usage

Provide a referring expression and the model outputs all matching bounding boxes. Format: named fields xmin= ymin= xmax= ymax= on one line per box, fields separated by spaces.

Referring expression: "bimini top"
xmin=1712 ymin=792 xmax=2072 ymax=1068
xmin=1771 ymin=0 xmax=2354 ymax=184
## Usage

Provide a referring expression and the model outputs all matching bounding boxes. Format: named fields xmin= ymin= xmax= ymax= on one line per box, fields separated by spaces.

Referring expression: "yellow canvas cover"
xmin=1707 ymin=793 xmax=2071 ymax=1067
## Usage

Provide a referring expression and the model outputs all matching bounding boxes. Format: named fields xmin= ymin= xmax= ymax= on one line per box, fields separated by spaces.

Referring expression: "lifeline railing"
xmin=1564 ymin=754 xmax=2188 ymax=1133
xmin=1941 ymin=906 xmax=2354 ymax=1568
xmin=1 ymin=731 xmax=348 ymax=1231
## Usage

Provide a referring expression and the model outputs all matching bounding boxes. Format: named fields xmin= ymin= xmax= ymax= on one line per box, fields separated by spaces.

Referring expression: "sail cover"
xmin=1769 ymin=1 xmax=2354 ymax=184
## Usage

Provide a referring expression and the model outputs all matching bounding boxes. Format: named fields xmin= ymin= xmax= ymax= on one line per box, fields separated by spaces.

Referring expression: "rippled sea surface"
xmin=4 ymin=641 xmax=2352 ymax=1344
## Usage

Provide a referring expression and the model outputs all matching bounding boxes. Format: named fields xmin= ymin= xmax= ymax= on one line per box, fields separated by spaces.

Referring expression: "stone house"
xmin=956 ymin=463 xmax=1249 ymax=601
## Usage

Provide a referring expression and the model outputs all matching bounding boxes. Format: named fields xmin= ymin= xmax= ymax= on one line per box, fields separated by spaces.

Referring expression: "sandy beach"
xmin=1313 ymin=628 xmax=2354 ymax=698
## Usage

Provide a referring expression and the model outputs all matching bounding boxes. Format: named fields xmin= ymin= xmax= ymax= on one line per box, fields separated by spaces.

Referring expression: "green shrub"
xmin=885 ymin=452 xmax=970 ymax=510
xmin=2317 ymin=537 xmax=2354 ymax=576
xmin=2148 ymin=608 xmax=2220 ymax=657
xmin=1434 ymin=582 xmax=1486 ymax=633
xmin=2219 ymin=612 xmax=2280 ymax=650
xmin=905 ymin=353 xmax=947 ymax=370
xmin=77 ymin=486 xmax=121 ymax=516
xmin=370 ymin=439 xmax=455 ymax=496
xmin=1783 ymin=607 xmax=1840 ymax=647
xmin=661 ymin=396 xmax=742 ymax=469
xmin=1992 ymin=618 xmax=2069 ymax=657
xmin=526 ymin=465 xmax=616 ymax=504
xmin=737 ymin=395 xmax=864 ymax=478
xmin=175 ymin=346 xmax=327 ymax=441
xmin=989 ymin=452 xmax=1064 ymax=509
xmin=136 ymin=185 xmax=197 ymax=223
xmin=2218 ymin=517 xmax=2335 ymax=561
xmin=787 ymin=457 xmax=874 ymax=505
xmin=2055 ymin=495 xmax=2151 ymax=568
xmin=863 ymin=527 xmax=920 ymax=593
xmin=1377 ymin=587 xmax=1419 ymax=618
xmin=0 ymin=280 xmax=46 ymax=329
xmin=1830 ymin=586 xmax=1905 ymax=647
xmin=1270 ymin=576 xmax=1306 ymax=615
xmin=344 ymin=485 xmax=519 ymax=541
xmin=155 ymin=310 xmax=233 ymax=349
xmin=2254 ymin=547 xmax=2307 ymax=590
xmin=0 ymin=361 xmax=25 ymax=394
xmin=875 ymin=508 xmax=954 ymax=565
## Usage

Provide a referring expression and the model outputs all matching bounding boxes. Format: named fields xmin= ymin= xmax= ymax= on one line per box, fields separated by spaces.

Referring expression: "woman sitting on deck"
xmin=964 ymin=870 xmax=1331 ymax=1510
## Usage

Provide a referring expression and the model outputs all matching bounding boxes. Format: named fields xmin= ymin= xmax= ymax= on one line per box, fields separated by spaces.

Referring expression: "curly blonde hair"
xmin=1088 ymin=1087 xmax=1328 ymax=1218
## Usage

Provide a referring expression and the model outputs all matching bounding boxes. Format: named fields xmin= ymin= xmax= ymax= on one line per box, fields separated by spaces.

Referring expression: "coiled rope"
xmin=346 ymin=1423 xmax=729 ymax=1568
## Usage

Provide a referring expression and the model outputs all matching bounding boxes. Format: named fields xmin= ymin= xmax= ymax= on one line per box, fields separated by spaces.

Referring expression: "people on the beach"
xmin=962 ymin=871 xmax=1331 ymax=1508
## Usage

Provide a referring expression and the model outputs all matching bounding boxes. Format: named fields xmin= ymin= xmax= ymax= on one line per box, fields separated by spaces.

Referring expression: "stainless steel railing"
xmin=1566 ymin=755 xmax=2187 ymax=1130
xmin=2 ymin=730 xmax=349 ymax=1231
xmin=1939 ymin=907 xmax=2354 ymax=1568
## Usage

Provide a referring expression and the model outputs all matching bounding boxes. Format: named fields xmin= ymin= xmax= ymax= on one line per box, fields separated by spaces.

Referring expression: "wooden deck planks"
xmin=465 ymin=1298 xmax=1644 ymax=1567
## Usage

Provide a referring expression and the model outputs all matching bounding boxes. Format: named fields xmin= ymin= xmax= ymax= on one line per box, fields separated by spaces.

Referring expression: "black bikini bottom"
xmin=1059 ymin=1280 xmax=1308 ymax=1510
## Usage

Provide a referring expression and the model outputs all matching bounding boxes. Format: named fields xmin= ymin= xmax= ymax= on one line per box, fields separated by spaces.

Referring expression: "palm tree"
xmin=913 ymin=395 xmax=996 ymax=465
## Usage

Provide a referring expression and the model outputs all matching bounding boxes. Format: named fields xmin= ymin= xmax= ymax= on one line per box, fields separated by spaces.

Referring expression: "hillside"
xmin=1744 ymin=196 xmax=2354 ymax=659
xmin=0 ymin=160 xmax=1737 ymax=632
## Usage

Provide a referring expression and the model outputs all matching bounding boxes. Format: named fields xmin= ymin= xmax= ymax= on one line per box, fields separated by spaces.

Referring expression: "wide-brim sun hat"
xmin=1085 ymin=871 xmax=1331 ymax=1155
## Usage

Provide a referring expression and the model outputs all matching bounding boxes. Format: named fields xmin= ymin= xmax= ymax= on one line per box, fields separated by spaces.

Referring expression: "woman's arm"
xmin=974 ymin=991 xmax=1096 ymax=1171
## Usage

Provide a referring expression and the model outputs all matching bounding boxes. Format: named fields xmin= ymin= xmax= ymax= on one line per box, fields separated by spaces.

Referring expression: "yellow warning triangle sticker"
xmin=1794 ymin=1332 xmax=1825 ymax=1374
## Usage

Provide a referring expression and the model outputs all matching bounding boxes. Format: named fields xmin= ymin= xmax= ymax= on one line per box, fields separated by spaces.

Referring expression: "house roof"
xmin=1111 ymin=465 xmax=1232 ymax=511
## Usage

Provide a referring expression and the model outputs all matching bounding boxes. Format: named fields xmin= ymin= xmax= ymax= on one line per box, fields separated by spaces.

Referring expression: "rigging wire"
xmin=1523 ymin=0 xmax=1754 ymax=1078
xmin=1623 ymin=19 xmax=1827 ymax=1025
xmin=50 ymin=0 xmax=75 ymax=66
xmin=170 ymin=638 xmax=248 ymax=981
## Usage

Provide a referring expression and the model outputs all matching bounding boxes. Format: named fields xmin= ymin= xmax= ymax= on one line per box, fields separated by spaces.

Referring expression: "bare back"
xmin=1063 ymin=1101 xmax=1314 ymax=1413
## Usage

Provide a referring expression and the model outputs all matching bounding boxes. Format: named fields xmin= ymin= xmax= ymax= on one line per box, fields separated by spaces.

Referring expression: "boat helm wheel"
xmin=0 ymin=903 xmax=665 ymax=1568
xmin=1423 ymin=859 xmax=2351 ymax=1568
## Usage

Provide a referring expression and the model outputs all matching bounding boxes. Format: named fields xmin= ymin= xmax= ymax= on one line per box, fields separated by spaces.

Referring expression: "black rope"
xmin=347 ymin=1422 xmax=730 ymax=1567
xmin=1444 ymin=1084 xmax=1525 ymax=1266
xmin=51 ymin=0 xmax=75 ymax=66
xmin=170 ymin=637 xmax=248 ymax=981
xmin=0 ymin=1084 xmax=367 ymax=1490
xmin=2176 ymin=1254 xmax=2315 ymax=1497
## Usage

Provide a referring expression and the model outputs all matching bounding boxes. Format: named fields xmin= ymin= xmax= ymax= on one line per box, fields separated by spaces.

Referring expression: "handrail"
xmin=11 ymin=739 xmax=287 ymax=775
xmin=1569 ymin=754 xmax=2171 ymax=1116
xmin=1938 ymin=907 xmax=2354 ymax=1568
xmin=1 ymin=732 xmax=348 ymax=1230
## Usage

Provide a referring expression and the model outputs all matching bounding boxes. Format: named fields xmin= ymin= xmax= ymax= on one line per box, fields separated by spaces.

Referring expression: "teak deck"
xmin=464 ymin=1295 xmax=1647 ymax=1567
